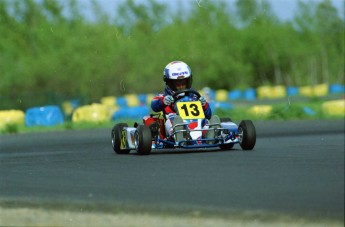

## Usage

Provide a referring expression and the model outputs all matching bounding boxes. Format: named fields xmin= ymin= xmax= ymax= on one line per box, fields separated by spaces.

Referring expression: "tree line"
xmin=0 ymin=0 xmax=344 ymax=109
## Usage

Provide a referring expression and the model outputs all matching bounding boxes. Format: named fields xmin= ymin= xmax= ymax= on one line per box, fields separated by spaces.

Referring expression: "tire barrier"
xmin=125 ymin=94 xmax=140 ymax=107
xmin=62 ymin=99 xmax=79 ymax=116
xmin=211 ymin=102 xmax=234 ymax=111
xmin=247 ymin=105 xmax=273 ymax=116
xmin=0 ymin=110 xmax=25 ymax=130
xmin=329 ymin=84 xmax=345 ymax=94
xmin=303 ymin=107 xmax=316 ymax=116
xmin=300 ymin=84 xmax=329 ymax=97
xmin=112 ymin=106 xmax=150 ymax=121
xmin=100 ymin=96 xmax=117 ymax=106
xmin=138 ymin=94 xmax=147 ymax=105
xmin=313 ymin=83 xmax=329 ymax=97
xmin=299 ymin=86 xmax=314 ymax=97
xmin=228 ymin=89 xmax=242 ymax=100
xmin=1 ymin=83 xmax=343 ymax=131
xmin=243 ymin=88 xmax=256 ymax=100
xmin=287 ymin=86 xmax=299 ymax=96
xmin=72 ymin=103 xmax=111 ymax=123
xmin=115 ymin=96 xmax=127 ymax=107
xmin=322 ymin=99 xmax=345 ymax=116
xmin=215 ymin=89 xmax=228 ymax=102
xmin=100 ymin=96 xmax=119 ymax=116
xmin=257 ymin=85 xmax=287 ymax=99
xmin=145 ymin=93 xmax=155 ymax=105
xmin=25 ymin=105 xmax=64 ymax=127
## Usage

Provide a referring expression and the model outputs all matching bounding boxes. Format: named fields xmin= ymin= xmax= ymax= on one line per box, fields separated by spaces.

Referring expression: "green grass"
xmin=1 ymin=99 xmax=343 ymax=135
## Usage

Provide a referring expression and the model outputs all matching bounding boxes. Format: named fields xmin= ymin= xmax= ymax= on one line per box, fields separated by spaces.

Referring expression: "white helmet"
xmin=163 ymin=61 xmax=193 ymax=92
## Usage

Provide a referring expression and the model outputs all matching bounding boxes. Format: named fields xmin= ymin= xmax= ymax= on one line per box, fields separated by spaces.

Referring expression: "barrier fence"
xmin=0 ymin=84 xmax=344 ymax=130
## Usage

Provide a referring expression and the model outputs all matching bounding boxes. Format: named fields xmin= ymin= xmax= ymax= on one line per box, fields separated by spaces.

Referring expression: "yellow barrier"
xmin=101 ymin=96 xmax=116 ymax=106
xmin=272 ymin=85 xmax=286 ymax=98
xmin=62 ymin=100 xmax=79 ymax=116
xmin=300 ymin=84 xmax=329 ymax=97
xmin=299 ymin=86 xmax=314 ymax=97
xmin=257 ymin=85 xmax=287 ymax=99
xmin=257 ymin=86 xmax=271 ymax=99
xmin=215 ymin=89 xmax=228 ymax=102
xmin=322 ymin=99 xmax=345 ymax=116
xmin=72 ymin=103 xmax=111 ymax=123
xmin=313 ymin=83 xmax=329 ymax=97
xmin=62 ymin=101 xmax=75 ymax=116
xmin=0 ymin=110 xmax=25 ymax=130
xmin=100 ymin=96 xmax=119 ymax=115
xmin=146 ymin=93 xmax=155 ymax=105
xmin=247 ymin=105 xmax=273 ymax=116
xmin=125 ymin=94 xmax=140 ymax=107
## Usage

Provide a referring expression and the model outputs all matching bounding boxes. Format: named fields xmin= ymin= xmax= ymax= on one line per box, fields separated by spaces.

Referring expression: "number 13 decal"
xmin=176 ymin=101 xmax=205 ymax=119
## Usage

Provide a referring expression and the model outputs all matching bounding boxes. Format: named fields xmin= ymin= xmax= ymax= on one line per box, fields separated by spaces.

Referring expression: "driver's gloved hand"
xmin=199 ymin=96 xmax=207 ymax=106
xmin=163 ymin=95 xmax=174 ymax=106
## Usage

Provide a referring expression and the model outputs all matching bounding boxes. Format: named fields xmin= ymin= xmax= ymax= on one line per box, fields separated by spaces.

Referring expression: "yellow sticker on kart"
xmin=176 ymin=101 xmax=205 ymax=119
xmin=121 ymin=130 xmax=127 ymax=149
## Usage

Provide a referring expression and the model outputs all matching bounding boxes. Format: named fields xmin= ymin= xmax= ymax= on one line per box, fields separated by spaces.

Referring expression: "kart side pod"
xmin=143 ymin=115 xmax=166 ymax=139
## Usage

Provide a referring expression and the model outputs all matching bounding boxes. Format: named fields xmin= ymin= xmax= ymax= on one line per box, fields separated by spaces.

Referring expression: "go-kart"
xmin=111 ymin=89 xmax=256 ymax=155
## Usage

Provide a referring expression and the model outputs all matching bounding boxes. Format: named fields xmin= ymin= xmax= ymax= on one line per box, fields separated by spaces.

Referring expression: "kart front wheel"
xmin=135 ymin=125 xmax=152 ymax=155
xmin=111 ymin=123 xmax=131 ymax=154
xmin=238 ymin=120 xmax=256 ymax=150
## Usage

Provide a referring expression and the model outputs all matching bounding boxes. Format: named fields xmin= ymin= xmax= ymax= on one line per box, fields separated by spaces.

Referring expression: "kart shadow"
xmin=132 ymin=148 xmax=240 ymax=155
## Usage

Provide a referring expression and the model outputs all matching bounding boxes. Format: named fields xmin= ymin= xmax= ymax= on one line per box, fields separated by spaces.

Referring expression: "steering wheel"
xmin=172 ymin=89 xmax=201 ymax=103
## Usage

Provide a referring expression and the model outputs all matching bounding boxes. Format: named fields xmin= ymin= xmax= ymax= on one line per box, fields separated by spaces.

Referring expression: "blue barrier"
xmin=138 ymin=94 xmax=147 ymax=105
xmin=112 ymin=106 xmax=150 ymax=120
xmin=329 ymin=84 xmax=345 ymax=94
xmin=116 ymin=96 xmax=127 ymax=107
xmin=25 ymin=105 xmax=64 ymax=127
xmin=214 ymin=102 xmax=234 ymax=110
xmin=243 ymin=88 xmax=256 ymax=100
xmin=228 ymin=89 xmax=242 ymax=100
xmin=287 ymin=86 xmax=299 ymax=96
xmin=303 ymin=107 xmax=316 ymax=116
xmin=209 ymin=102 xmax=234 ymax=112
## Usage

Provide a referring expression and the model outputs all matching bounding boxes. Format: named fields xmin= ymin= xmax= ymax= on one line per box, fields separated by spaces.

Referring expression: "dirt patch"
xmin=1 ymin=207 xmax=343 ymax=227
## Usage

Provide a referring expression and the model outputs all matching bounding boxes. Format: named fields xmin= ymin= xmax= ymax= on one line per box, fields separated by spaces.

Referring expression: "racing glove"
xmin=163 ymin=95 xmax=174 ymax=106
xmin=199 ymin=96 xmax=207 ymax=106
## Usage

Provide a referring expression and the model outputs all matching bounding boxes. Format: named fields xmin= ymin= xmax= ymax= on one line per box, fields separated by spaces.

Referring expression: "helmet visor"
xmin=167 ymin=78 xmax=191 ymax=91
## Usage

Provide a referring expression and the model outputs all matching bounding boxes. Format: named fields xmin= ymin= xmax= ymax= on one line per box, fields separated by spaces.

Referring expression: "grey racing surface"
xmin=0 ymin=120 xmax=344 ymax=222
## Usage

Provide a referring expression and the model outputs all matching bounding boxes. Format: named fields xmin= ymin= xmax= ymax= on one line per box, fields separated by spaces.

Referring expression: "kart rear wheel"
xmin=111 ymin=123 xmax=130 ymax=154
xmin=238 ymin=120 xmax=256 ymax=150
xmin=135 ymin=125 xmax=152 ymax=155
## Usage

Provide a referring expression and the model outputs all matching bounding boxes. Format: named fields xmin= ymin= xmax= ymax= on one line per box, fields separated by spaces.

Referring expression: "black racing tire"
xmin=111 ymin=123 xmax=130 ymax=154
xmin=238 ymin=120 xmax=256 ymax=150
xmin=135 ymin=125 xmax=152 ymax=155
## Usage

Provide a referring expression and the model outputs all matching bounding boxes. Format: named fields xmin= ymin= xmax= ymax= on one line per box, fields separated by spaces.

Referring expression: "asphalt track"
xmin=0 ymin=120 xmax=344 ymax=222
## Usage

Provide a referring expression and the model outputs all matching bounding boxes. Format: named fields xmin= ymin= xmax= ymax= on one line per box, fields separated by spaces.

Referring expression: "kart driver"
xmin=151 ymin=61 xmax=220 ymax=139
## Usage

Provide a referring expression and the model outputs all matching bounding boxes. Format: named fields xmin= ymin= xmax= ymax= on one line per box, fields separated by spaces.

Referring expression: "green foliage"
xmin=0 ymin=0 xmax=344 ymax=110
xmin=1 ymin=123 xmax=19 ymax=134
xmin=268 ymin=103 xmax=310 ymax=120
